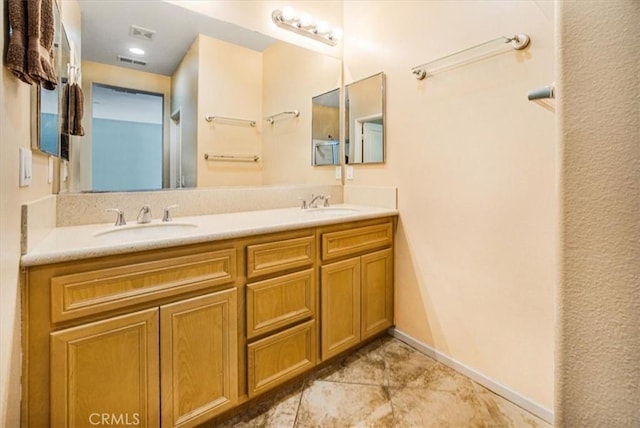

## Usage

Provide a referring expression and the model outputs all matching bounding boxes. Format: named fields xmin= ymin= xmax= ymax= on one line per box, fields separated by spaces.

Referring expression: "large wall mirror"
xmin=311 ymin=88 xmax=340 ymax=166
xmin=71 ymin=1 xmax=342 ymax=192
xmin=345 ymin=72 xmax=385 ymax=164
xmin=31 ymin=3 xmax=71 ymax=160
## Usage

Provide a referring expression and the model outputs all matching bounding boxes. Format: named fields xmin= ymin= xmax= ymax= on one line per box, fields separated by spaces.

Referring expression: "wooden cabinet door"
xmin=361 ymin=249 xmax=394 ymax=340
xmin=50 ymin=309 xmax=160 ymax=428
xmin=160 ymin=289 xmax=238 ymax=428
xmin=320 ymin=258 xmax=361 ymax=360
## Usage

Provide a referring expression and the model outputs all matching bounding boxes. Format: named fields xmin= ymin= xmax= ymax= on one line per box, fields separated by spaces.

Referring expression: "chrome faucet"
xmin=137 ymin=205 xmax=152 ymax=224
xmin=106 ymin=208 xmax=126 ymax=226
xmin=162 ymin=204 xmax=178 ymax=222
xmin=309 ymin=194 xmax=325 ymax=208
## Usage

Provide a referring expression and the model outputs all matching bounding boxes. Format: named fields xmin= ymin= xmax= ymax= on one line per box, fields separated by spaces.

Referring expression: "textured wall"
xmin=556 ymin=1 xmax=640 ymax=425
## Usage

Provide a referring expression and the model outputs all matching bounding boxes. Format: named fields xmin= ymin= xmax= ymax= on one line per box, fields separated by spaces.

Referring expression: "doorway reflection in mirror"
xmin=345 ymin=73 xmax=385 ymax=164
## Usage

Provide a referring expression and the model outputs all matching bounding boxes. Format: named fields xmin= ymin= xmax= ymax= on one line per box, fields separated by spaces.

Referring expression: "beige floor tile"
xmin=317 ymin=341 xmax=388 ymax=386
xmin=472 ymin=383 xmax=552 ymax=428
xmin=210 ymin=337 xmax=550 ymax=427
xmin=296 ymin=380 xmax=393 ymax=427
xmin=390 ymin=383 xmax=497 ymax=427
xmin=376 ymin=338 xmax=446 ymax=389
xmin=216 ymin=384 xmax=303 ymax=428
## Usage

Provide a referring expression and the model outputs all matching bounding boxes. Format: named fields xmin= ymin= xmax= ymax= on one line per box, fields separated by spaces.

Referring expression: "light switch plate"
xmin=335 ymin=166 xmax=342 ymax=180
xmin=346 ymin=165 xmax=354 ymax=180
xmin=19 ymin=148 xmax=32 ymax=187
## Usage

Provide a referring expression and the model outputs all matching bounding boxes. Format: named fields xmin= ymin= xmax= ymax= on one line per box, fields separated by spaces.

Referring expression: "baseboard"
xmin=388 ymin=328 xmax=554 ymax=425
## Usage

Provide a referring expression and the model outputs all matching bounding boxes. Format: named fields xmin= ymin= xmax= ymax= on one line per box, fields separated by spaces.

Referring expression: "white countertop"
xmin=21 ymin=205 xmax=398 ymax=267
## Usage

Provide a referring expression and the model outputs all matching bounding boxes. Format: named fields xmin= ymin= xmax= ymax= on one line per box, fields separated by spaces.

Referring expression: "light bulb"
xmin=316 ymin=21 xmax=330 ymax=35
xmin=299 ymin=14 xmax=313 ymax=28
xmin=129 ymin=47 xmax=145 ymax=55
xmin=330 ymin=27 xmax=343 ymax=40
xmin=281 ymin=7 xmax=295 ymax=21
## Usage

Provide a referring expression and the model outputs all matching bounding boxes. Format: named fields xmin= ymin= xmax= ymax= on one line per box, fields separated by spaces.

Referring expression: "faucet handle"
xmin=323 ymin=196 xmax=331 ymax=207
xmin=162 ymin=204 xmax=178 ymax=222
xmin=297 ymin=197 xmax=307 ymax=210
xmin=106 ymin=208 xmax=126 ymax=226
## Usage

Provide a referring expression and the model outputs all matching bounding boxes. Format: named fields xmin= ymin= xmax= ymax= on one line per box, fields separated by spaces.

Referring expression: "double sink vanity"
xmin=21 ymin=200 xmax=397 ymax=427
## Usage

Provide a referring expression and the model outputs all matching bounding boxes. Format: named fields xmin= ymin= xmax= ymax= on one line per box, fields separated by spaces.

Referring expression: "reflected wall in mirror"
xmin=312 ymin=89 xmax=340 ymax=166
xmin=345 ymin=72 xmax=385 ymax=164
xmin=72 ymin=1 xmax=342 ymax=193
xmin=31 ymin=3 xmax=70 ymax=159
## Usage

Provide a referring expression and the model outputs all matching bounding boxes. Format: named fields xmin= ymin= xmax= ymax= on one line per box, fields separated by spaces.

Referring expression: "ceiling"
xmin=78 ymin=0 xmax=277 ymax=76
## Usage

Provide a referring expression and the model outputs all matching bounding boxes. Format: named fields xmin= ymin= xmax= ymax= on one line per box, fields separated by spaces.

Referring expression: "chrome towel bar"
xmin=204 ymin=154 xmax=259 ymax=162
xmin=204 ymin=115 xmax=256 ymax=127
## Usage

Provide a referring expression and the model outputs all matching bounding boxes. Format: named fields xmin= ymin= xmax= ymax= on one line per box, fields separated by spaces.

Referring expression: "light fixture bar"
xmin=272 ymin=9 xmax=339 ymax=46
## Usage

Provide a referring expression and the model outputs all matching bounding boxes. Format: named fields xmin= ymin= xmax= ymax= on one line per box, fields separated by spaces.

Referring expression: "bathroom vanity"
xmin=20 ymin=206 xmax=396 ymax=427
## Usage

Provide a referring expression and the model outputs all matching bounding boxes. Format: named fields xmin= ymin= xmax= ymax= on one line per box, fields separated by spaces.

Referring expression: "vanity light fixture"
xmin=271 ymin=8 xmax=341 ymax=46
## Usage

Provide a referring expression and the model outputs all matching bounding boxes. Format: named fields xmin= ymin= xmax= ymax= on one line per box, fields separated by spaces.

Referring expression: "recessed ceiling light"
xmin=129 ymin=47 xmax=145 ymax=55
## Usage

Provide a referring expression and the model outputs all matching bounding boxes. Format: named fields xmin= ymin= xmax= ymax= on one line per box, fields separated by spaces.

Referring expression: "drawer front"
xmin=247 ymin=320 xmax=316 ymax=397
xmin=51 ymin=248 xmax=237 ymax=323
xmin=247 ymin=269 xmax=315 ymax=339
xmin=321 ymin=222 xmax=393 ymax=261
xmin=247 ymin=236 xmax=314 ymax=279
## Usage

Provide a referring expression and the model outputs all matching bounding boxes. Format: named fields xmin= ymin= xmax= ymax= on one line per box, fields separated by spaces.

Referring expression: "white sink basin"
xmin=94 ymin=222 xmax=198 ymax=241
xmin=302 ymin=207 xmax=360 ymax=216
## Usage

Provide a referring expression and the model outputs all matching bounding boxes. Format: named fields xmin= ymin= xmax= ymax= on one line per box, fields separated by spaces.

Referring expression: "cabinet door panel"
xmin=50 ymin=308 xmax=159 ymax=428
xmin=321 ymin=258 xmax=361 ymax=360
xmin=160 ymin=289 xmax=238 ymax=428
xmin=361 ymin=249 xmax=394 ymax=340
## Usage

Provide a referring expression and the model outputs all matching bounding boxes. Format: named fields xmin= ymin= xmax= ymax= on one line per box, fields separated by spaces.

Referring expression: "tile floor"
xmin=215 ymin=336 xmax=551 ymax=427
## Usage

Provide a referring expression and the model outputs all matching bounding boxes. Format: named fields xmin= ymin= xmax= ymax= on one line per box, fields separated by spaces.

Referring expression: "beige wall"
xmin=343 ymin=0 xmax=557 ymax=411
xmin=1 ymin=3 xmax=60 ymax=424
xmin=172 ymin=38 xmax=199 ymax=188
xmin=556 ymin=1 xmax=640 ymax=425
xmin=78 ymin=61 xmax=171 ymax=191
xmin=196 ymin=35 xmax=263 ymax=187
xmin=312 ymin=104 xmax=340 ymax=140
xmin=262 ymin=41 xmax=342 ymax=185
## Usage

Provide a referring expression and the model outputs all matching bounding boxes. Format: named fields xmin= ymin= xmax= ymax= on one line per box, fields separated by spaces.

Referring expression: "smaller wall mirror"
xmin=31 ymin=3 xmax=71 ymax=159
xmin=345 ymin=72 xmax=385 ymax=164
xmin=311 ymin=88 xmax=340 ymax=166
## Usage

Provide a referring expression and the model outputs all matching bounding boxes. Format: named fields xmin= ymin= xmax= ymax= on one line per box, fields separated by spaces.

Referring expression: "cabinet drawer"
xmin=247 ymin=236 xmax=314 ymax=279
xmin=246 ymin=269 xmax=315 ymax=339
xmin=321 ymin=222 xmax=393 ymax=261
xmin=247 ymin=320 xmax=316 ymax=397
xmin=51 ymin=248 xmax=237 ymax=323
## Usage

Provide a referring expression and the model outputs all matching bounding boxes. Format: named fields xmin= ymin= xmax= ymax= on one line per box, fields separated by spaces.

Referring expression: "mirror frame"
xmin=344 ymin=72 xmax=386 ymax=165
